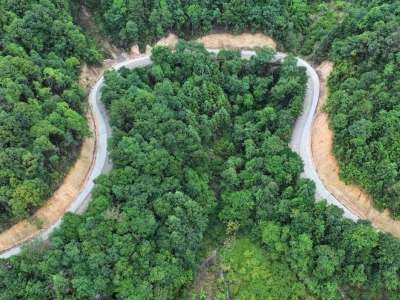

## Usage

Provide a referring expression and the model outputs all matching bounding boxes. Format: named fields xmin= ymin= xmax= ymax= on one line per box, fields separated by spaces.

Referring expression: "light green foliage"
xmin=219 ymin=238 xmax=306 ymax=300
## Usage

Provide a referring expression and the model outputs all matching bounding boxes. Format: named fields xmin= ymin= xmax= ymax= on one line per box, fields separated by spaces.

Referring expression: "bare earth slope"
xmin=197 ymin=33 xmax=276 ymax=50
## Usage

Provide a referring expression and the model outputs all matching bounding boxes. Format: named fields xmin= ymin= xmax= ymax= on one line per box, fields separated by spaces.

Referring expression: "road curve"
xmin=0 ymin=50 xmax=358 ymax=259
xmin=286 ymin=56 xmax=359 ymax=222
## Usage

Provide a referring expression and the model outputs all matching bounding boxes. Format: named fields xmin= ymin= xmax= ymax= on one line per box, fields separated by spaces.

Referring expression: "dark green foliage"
xmin=0 ymin=0 xmax=103 ymax=226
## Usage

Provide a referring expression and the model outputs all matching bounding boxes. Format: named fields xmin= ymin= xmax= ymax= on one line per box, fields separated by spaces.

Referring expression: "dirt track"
xmin=311 ymin=62 xmax=400 ymax=237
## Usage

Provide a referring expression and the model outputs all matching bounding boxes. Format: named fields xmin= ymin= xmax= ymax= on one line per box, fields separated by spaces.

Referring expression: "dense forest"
xmin=0 ymin=0 xmax=343 ymax=227
xmin=0 ymin=42 xmax=310 ymax=299
xmin=76 ymin=0 xmax=340 ymax=53
xmin=0 ymin=0 xmax=102 ymax=229
xmin=2 ymin=0 xmax=400 ymax=299
xmin=2 ymin=43 xmax=400 ymax=300
xmin=0 ymin=41 xmax=313 ymax=299
xmin=81 ymin=0 xmax=400 ymax=218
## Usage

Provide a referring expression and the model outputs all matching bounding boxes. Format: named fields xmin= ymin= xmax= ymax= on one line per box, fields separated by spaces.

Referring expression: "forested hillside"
xmin=315 ymin=0 xmax=400 ymax=217
xmin=0 ymin=0 xmax=103 ymax=229
xmin=3 ymin=43 xmax=400 ymax=300
xmin=77 ymin=0 xmax=340 ymax=53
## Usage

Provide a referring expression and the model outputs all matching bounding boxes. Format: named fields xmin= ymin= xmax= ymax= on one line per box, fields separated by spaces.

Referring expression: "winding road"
xmin=0 ymin=50 xmax=359 ymax=259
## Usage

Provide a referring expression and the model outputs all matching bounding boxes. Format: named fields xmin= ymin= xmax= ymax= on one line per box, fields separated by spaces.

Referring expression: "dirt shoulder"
xmin=197 ymin=33 xmax=276 ymax=50
xmin=311 ymin=62 xmax=400 ymax=237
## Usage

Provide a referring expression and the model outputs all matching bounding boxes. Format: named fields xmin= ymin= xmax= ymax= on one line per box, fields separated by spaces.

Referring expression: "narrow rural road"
xmin=0 ymin=51 xmax=358 ymax=259
xmin=284 ymin=55 xmax=359 ymax=221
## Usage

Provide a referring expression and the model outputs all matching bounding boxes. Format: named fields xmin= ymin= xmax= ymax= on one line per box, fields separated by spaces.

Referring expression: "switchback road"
xmin=0 ymin=51 xmax=359 ymax=259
